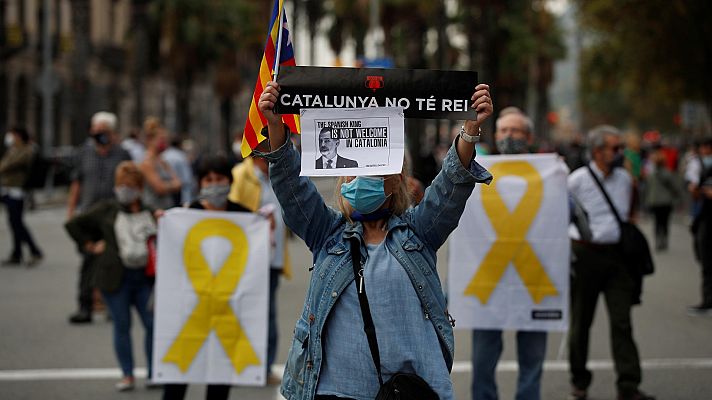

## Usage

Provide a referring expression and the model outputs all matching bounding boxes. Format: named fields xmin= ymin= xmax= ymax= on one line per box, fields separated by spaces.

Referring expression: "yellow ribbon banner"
xmin=163 ymin=219 xmax=260 ymax=374
xmin=464 ymin=161 xmax=558 ymax=304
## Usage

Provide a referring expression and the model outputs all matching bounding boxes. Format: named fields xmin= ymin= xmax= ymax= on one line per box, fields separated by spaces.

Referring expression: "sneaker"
xmin=1 ymin=257 xmax=22 ymax=267
xmin=568 ymin=388 xmax=587 ymax=400
xmin=68 ymin=310 xmax=92 ymax=324
xmin=687 ymin=304 xmax=712 ymax=316
xmin=618 ymin=390 xmax=655 ymax=400
xmin=26 ymin=254 xmax=43 ymax=267
xmin=115 ymin=377 xmax=135 ymax=392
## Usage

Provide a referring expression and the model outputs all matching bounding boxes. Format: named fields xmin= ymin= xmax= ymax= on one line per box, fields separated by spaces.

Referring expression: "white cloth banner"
xmin=152 ymin=208 xmax=270 ymax=385
xmin=448 ymin=154 xmax=570 ymax=331
xmin=299 ymin=107 xmax=405 ymax=177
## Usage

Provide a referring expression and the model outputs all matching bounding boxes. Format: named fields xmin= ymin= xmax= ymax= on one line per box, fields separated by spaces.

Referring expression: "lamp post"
xmin=41 ymin=0 xmax=54 ymax=158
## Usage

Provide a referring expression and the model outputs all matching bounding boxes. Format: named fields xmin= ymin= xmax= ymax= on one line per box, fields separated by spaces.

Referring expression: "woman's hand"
xmin=457 ymin=83 xmax=493 ymax=166
xmin=464 ymin=83 xmax=493 ymax=133
xmin=84 ymin=240 xmax=106 ymax=255
xmin=258 ymin=81 xmax=288 ymax=151
xmin=258 ymin=82 xmax=282 ymax=127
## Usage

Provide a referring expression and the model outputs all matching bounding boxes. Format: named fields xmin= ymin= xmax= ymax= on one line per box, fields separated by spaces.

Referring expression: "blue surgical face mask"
xmin=340 ymin=176 xmax=390 ymax=214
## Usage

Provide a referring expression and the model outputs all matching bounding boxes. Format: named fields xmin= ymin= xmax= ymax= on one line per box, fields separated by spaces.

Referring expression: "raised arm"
xmin=405 ymin=84 xmax=494 ymax=250
xmin=254 ymin=81 xmax=342 ymax=252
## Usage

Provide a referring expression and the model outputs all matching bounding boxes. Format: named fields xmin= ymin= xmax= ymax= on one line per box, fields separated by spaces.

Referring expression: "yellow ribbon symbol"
xmin=163 ymin=219 xmax=260 ymax=374
xmin=464 ymin=161 xmax=558 ymax=304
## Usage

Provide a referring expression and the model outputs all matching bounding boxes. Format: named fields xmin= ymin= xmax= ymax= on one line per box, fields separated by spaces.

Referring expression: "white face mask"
xmin=4 ymin=133 xmax=15 ymax=147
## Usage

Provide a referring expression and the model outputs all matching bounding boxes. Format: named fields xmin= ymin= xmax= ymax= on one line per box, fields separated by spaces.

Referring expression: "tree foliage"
xmin=576 ymin=0 xmax=712 ymax=131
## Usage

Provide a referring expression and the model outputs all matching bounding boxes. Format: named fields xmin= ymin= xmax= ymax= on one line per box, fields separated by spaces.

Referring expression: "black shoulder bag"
xmin=348 ymin=238 xmax=439 ymax=400
xmin=586 ymin=166 xmax=655 ymax=278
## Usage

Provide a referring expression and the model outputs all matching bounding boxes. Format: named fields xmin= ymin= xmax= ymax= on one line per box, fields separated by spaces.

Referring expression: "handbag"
xmin=586 ymin=166 xmax=654 ymax=276
xmin=348 ymin=238 xmax=439 ymax=400
xmin=145 ymin=235 xmax=157 ymax=278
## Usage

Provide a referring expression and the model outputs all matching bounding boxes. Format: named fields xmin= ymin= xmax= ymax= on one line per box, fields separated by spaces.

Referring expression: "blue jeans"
xmin=102 ymin=268 xmax=154 ymax=378
xmin=267 ymin=268 xmax=281 ymax=373
xmin=472 ymin=329 xmax=547 ymax=400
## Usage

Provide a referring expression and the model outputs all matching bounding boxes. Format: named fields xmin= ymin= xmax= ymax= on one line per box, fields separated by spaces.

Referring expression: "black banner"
xmin=273 ymin=66 xmax=478 ymax=120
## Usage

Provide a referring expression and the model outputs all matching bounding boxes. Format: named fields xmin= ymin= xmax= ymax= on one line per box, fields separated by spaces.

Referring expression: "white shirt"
xmin=568 ymin=162 xmax=632 ymax=244
xmin=320 ymin=155 xmax=336 ymax=168
xmin=685 ymin=156 xmax=702 ymax=186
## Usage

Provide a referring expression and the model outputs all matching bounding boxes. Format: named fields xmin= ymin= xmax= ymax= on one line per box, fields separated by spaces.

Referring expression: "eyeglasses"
xmin=606 ymin=145 xmax=623 ymax=152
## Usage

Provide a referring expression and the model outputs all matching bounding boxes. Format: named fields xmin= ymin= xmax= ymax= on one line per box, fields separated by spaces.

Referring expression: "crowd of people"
xmin=1 ymin=91 xmax=711 ymax=400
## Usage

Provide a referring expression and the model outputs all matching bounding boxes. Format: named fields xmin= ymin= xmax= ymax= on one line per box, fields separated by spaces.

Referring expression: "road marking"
xmin=451 ymin=358 xmax=712 ymax=373
xmin=1 ymin=359 xmax=711 ymax=381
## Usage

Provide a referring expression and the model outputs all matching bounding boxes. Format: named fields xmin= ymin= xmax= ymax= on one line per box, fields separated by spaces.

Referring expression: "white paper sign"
xmin=152 ymin=208 xmax=270 ymax=385
xmin=448 ymin=154 xmax=570 ymax=331
xmin=299 ymin=107 xmax=405 ymax=176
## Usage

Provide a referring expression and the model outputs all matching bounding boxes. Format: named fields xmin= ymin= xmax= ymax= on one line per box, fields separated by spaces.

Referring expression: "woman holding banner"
xmin=256 ymin=81 xmax=493 ymax=400
xmin=162 ymin=155 xmax=251 ymax=400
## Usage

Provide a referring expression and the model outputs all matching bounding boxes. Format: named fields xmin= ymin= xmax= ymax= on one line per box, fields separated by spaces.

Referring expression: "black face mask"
xmin=609 ymin=153 xmax=625 ymax=169
xmin=91 ymin=131 xmax=110 ymax=146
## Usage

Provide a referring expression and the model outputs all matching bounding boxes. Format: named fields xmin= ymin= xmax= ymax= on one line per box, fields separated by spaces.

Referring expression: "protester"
xmin=67 ymin=111 xmax=131 ymax=324
xmin=643 ymin=145 xmax=680 ymax=251
xmin=0 ymin=127 xmax=43 ymax=266
xmin=65 ymin=161 xmax=155 ymax=391
xmin=688 ymin=137 xmax=712 ymax=315
xmin=162 ymin=155 xmax=253 ymax=400
xmin=228 ymin=153 xmax=288 ymax=384
xmin=471 ymin=107 xmax=549 ymax=400
xmin=256 ymin=80 xmax=493 ymax=400
xmin=140 ymin=117 xmax=182 ymax=209
xmin=567 ymin=125 xmax=654 ymax=400
xmin=162 ymin=136 xmax=196 ymax=205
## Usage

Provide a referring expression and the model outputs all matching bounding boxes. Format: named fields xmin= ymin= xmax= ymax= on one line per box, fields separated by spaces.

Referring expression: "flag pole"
xmin=272 ymin=0 xmax=285 ymax=82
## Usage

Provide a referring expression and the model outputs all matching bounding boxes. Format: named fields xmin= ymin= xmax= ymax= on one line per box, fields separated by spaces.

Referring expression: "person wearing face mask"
xmin=567 ymin=126 xmax=654 ymax=400
xmin=65 ymin=161 xmax=156 ymax=392
xmin=471 ymin=108 xmax=555 ymax=400
xmin=228 ymin=152 xmax=289 ymax=385
xmin=161 ymin=155 xmax=253 ymax=400
xmin=66 ymin=111 xmax=131 ymax=324
xmin=139 ymin=117 xmax=182 ymax=210
xmin=256 ymin=81 xmax=493 ymax=400
xmin=0 ymin=127 xmax=43 ymax=266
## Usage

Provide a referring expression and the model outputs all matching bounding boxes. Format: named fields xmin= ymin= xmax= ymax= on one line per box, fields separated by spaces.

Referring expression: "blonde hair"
xmin=334 ymin=170 xmax=412 ymax=223
xmin=143 ymin=116 xmax=162 ymax=142
xmin=115 ymin=161 xmax=144 ymax=188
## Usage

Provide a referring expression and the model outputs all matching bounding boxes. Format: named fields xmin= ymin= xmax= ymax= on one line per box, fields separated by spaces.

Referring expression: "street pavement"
xmin=1 ymin=191 xmax=711 ymax=400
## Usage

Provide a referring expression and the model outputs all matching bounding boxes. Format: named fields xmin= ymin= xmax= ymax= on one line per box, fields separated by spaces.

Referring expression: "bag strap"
xmin=349 ymin=238 xmax=384 ymax=386
xmin=586 ymin=164 xmax=624 ymax=227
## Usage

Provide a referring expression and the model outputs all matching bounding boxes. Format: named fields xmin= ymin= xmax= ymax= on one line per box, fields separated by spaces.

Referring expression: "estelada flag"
xmin=241 ymin=0 xmax=300 ymax=157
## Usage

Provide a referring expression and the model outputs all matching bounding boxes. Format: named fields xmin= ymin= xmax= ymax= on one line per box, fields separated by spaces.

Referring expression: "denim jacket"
xmin=257 ymin=133 xmax=492 ymax=400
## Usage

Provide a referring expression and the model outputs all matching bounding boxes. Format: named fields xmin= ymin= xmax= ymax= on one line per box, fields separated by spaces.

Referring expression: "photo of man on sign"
xmin=315 ymin=127 xmax=359 ymax=169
